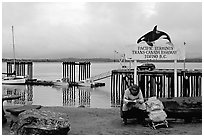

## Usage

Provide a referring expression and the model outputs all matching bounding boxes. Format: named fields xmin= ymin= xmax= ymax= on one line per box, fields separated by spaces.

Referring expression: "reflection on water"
xmin=2 ymin=85 xmax=94 ymax=108
xmin=62 ymin=87 xmax=91 ymax=107
xmin=78 ymin=88 xmax=91 ymax=107
xmin=63 ymin=87 xmax=76 ymax=106
xmin=2 ymin=85 xmax=33 ymax=105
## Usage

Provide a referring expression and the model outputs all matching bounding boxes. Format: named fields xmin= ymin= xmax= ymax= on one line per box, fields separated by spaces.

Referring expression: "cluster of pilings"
xmin=111 ymin=69 xmax=202 ymax=107
xmin=6 ymin=62 xmax=33 ymax=79
xmin=62 ymin=62 xmax=91 ymax=83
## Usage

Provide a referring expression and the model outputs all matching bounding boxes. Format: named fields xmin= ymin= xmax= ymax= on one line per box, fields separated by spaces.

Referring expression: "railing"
xmin=86 ymin=71 xmax=112 ymax=82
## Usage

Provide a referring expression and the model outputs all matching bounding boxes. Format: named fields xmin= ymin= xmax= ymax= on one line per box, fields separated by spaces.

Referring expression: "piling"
xmin=111 ymin=69 xmax=202 ymax=106
xmin=62 ymin=62 xmax=91 ymax=83
xmin=6 ymin=61 xmax=33 ymax=79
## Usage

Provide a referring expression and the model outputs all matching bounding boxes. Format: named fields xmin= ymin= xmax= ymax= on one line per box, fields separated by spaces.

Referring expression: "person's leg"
xmin=136 ymin=109 xmax=145 ymax=122
xmin=136 ymin=109 xmax=148 ymax=126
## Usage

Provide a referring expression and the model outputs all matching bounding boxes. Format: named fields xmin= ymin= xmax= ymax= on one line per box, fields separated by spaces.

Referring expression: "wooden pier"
xmin=5 ymin=61 xmax=33 ymax=79
xmin=62 ymin=62 xmax=105 ymax=87
xmin=62 ymin=62 xmax=91 ymax=83
xmin=111 ymin=69 xmax=202 ymax=106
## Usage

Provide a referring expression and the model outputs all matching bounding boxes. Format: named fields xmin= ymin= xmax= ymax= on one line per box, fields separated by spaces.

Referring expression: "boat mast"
xmin=12 ymin=26 xmax=16 ymax=75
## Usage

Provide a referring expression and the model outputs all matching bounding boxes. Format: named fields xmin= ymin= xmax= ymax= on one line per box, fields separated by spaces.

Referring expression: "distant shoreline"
xmin=2 ymin=58 xmax=202 ymax=63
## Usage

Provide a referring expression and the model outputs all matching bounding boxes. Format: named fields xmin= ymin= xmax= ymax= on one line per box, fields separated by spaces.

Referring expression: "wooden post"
xmin=139 ymin=74 xmax=146 ymax=97
xmin=85 ymin=63 xmax=87 ymax=80
xmin=74 ymin=62 xmax=76 ymax=82
xmin=160 ymin=75 xmax=164 ymax=97
xmin=71 ymin=62 xmax=73 ymax=82
xmin=19 ymin=62 xmax=22 ymax=76
xmin=67 ymin=62 xmax=69 ymax=80
xmin=112 ymin=73 xmax=115 ymax=105
xmin=83 ymin=63 xmax=85 ymax=80
xmin=89 ymin=62 xmax=91 ymax=78
xmin=150 ymin=75 xmax=156 ymax=97
xmin=30 ymin=62 xmax=33 ymax=79
xmin=80 ymin=63 xmax=83 ymax=80
xmin=16 ymin=62 xmax=19 ymax=75
xmin=22 ymin=62 xmax=25 ymax=76
xmin=62 ymin=62 xmax=65 ymax=79
xmin=79 ymin=63 xmax=81 ymax=81
xmin=134 ymin=60 xmax=137 ymax=85
xmin=174 ymin=59 xmax=178 ymax=97
xmin=118 ymin=74 xmax=121 ymax=104
xmin=15 ymin=62 xmax=18 ymax=76
xmin=195 ymin=75 xmax=199 ymax=96
xmin=111 ymin=73 xmax=113 ymax=105
xmin=85 ymin=62 xmax=87 ymax=80
xmin=69 ymin=63 xmax=71 ymax=82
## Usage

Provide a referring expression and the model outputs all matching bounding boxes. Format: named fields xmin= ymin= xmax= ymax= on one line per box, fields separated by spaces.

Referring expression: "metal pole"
xmin=134 ymin=60 xmax=137 ymax=85
xmin=174 ymin=59 xmax=178 ymax=97
xmin=12 ymin=26 xmax=16 ymax=74
xmin=184 ymin=42 xmax=186 ymax=71
xmin=114 ymin=50 xmax=115 ymax=62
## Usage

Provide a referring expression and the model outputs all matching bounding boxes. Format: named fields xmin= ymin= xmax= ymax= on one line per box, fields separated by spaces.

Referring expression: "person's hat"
xmin=129 ymin=85 xmax=139 ymax=96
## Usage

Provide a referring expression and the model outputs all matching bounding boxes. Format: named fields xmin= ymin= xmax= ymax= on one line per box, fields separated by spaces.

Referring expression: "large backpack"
xmin=146 ymin=97 xmax=167 ymax=122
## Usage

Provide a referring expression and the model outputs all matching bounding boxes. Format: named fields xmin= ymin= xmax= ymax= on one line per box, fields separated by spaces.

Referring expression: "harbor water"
xmin=2 ymin=62 xmax=202 ymax=108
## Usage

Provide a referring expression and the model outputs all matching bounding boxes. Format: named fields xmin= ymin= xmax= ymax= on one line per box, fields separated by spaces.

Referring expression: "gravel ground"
xmin=2 ymin=106 xmax=202 ymax=135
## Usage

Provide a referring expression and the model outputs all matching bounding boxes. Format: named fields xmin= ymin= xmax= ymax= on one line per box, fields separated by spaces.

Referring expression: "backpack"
xmin=146 ymin=97 xmax=167 ymax=122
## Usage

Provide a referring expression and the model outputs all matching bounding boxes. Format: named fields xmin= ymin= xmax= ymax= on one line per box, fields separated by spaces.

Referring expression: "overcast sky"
xmin=2 ymin=2 xmax=202 ymax=59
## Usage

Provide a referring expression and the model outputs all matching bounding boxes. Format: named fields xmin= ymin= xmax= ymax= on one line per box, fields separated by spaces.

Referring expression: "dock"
xmin=111 ymin=68 xmax=202 ymax=106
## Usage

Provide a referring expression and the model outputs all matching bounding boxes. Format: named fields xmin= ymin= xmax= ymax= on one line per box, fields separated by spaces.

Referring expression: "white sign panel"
xmin=132 ymin=44 xmax=177 ymax=60
xmin=125 ymin=42 xmax=185 ymax=60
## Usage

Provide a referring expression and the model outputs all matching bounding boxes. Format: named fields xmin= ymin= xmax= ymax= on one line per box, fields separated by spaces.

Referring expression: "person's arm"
xmin=123 ymin=89 xmax=136 ymax=104
xmin=137 ymin=90 xmax=144 ymax=104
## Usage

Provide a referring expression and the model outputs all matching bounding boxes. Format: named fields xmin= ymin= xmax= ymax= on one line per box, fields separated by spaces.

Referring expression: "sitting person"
xmin=122 ymin=84 xmax=147 ymax=125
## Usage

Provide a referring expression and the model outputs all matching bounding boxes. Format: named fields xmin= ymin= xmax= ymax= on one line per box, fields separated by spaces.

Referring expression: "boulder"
xmin=10 ymin=109 xmax=70 ymax=135
xmin=6 ymin=105 xmax=42 ymax=116
xmin=159 ymin=97 xmax=202 ymax=122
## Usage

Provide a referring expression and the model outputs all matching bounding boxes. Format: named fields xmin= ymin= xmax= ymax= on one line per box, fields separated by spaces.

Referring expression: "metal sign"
xmin=131 ymin=43 xmax=178 ymax=60
xmin=126 ymin=25 xmax=179 ymax=60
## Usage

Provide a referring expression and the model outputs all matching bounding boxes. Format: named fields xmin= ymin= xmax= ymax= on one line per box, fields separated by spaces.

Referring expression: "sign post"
xmin=174 ymin=59 xmax=177 ymax=97
xmin=128 ymin=25 xmax=180 ymax=97
xmin=126 ymin=43 xmax=178 ymax=97
xmin=134 ymin=60 xmax=137 ymax=85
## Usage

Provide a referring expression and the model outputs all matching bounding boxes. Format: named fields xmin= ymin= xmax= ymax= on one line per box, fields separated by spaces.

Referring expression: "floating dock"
xmin=25 ymin=79 xmax=105 ymax=88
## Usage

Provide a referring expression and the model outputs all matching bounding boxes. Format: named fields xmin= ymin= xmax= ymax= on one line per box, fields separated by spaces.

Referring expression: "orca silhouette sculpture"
xmin=137 ymin=25 xmax=172 ymax=46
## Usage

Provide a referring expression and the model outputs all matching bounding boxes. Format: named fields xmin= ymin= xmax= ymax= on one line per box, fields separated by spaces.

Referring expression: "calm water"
xmin=2 ymin=62 xmax=202 ymax=108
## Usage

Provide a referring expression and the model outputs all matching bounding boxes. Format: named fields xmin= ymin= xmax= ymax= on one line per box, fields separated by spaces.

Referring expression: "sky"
xmin=2 ymin=2 xmax=202 ymax=59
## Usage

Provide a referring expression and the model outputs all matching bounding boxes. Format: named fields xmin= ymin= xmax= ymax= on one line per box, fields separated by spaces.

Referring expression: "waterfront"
xmin=2 ymin=62 xmax=202 ymax=108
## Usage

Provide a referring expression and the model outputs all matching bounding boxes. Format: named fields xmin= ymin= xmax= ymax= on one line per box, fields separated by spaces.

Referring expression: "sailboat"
xmin=2 ymin=26 xmax=27 ymax=84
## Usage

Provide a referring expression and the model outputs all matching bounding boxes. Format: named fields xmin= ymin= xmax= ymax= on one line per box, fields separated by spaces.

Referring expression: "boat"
xmin=2 ymin=75 xmax=27 ymax=85
xmin=2 ymin=26 xmax=27 ymax=85
xmin=53 ymin=78 xmax=69 ymax=87
xmin=77 ymin=79 xmax=95 ymax=87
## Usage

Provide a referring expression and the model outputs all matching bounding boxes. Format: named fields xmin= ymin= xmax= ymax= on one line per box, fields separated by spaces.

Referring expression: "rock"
xmin=10 ymin=109 xmax=70 ymax=135
xmin=78 ymin=105 xmax=85 ymax=108
xmin=6 ymin=105 xmax=42 ymax=116
xmin=159 ymin=97 xmax=202 ymax=122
